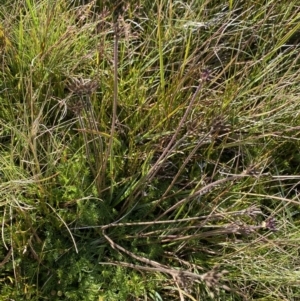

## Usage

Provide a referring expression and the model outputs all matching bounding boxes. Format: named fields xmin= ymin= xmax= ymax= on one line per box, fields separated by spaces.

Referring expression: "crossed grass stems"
xmin=64 ymin=74 xmax=282 ymax=298
xmin=59 ymin=8 xmax=291 ymax=298
xmin=63 ymin=19 xmax=283 ymax=294
xmin=0 ymin=1 xmax=299 ymax=299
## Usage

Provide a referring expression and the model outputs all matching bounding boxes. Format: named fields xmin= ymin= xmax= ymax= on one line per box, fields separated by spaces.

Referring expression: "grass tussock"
xmin=0 ymin=0 xmax=300 ymax=300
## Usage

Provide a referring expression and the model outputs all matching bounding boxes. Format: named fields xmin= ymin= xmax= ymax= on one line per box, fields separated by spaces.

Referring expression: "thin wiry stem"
xmin=81 ymin=95 xmax=103 ymax=195
xmin=101 ymin=18 xmax=119 ymax=199
xmin=46 ymin=203 xmax=78 ymax=254
xmin=0 ymin=247 xmax=12 ymax=268
xmin=147 ymin=82 xmax=204 ymax=183
xmin=128 ymin=80 xmax=206 ymax=207
xmin=72 ymin=205 xmax=262 ymax=230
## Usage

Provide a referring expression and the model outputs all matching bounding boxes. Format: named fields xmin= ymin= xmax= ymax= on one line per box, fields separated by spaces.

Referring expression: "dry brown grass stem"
xmin=72 ymin=204 xmax=262 ymax=230
xmin=101 ymin=230 xmax=228 ymax=292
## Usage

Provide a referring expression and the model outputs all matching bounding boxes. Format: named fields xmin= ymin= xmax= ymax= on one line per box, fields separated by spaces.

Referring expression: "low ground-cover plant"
xmin=0 ymin=0 xmax=300 ymax=300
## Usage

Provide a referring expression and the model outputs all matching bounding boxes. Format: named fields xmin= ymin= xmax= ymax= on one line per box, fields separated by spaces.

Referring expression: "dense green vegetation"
xmin=1 ymin=0 xmax=300 ymax=300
